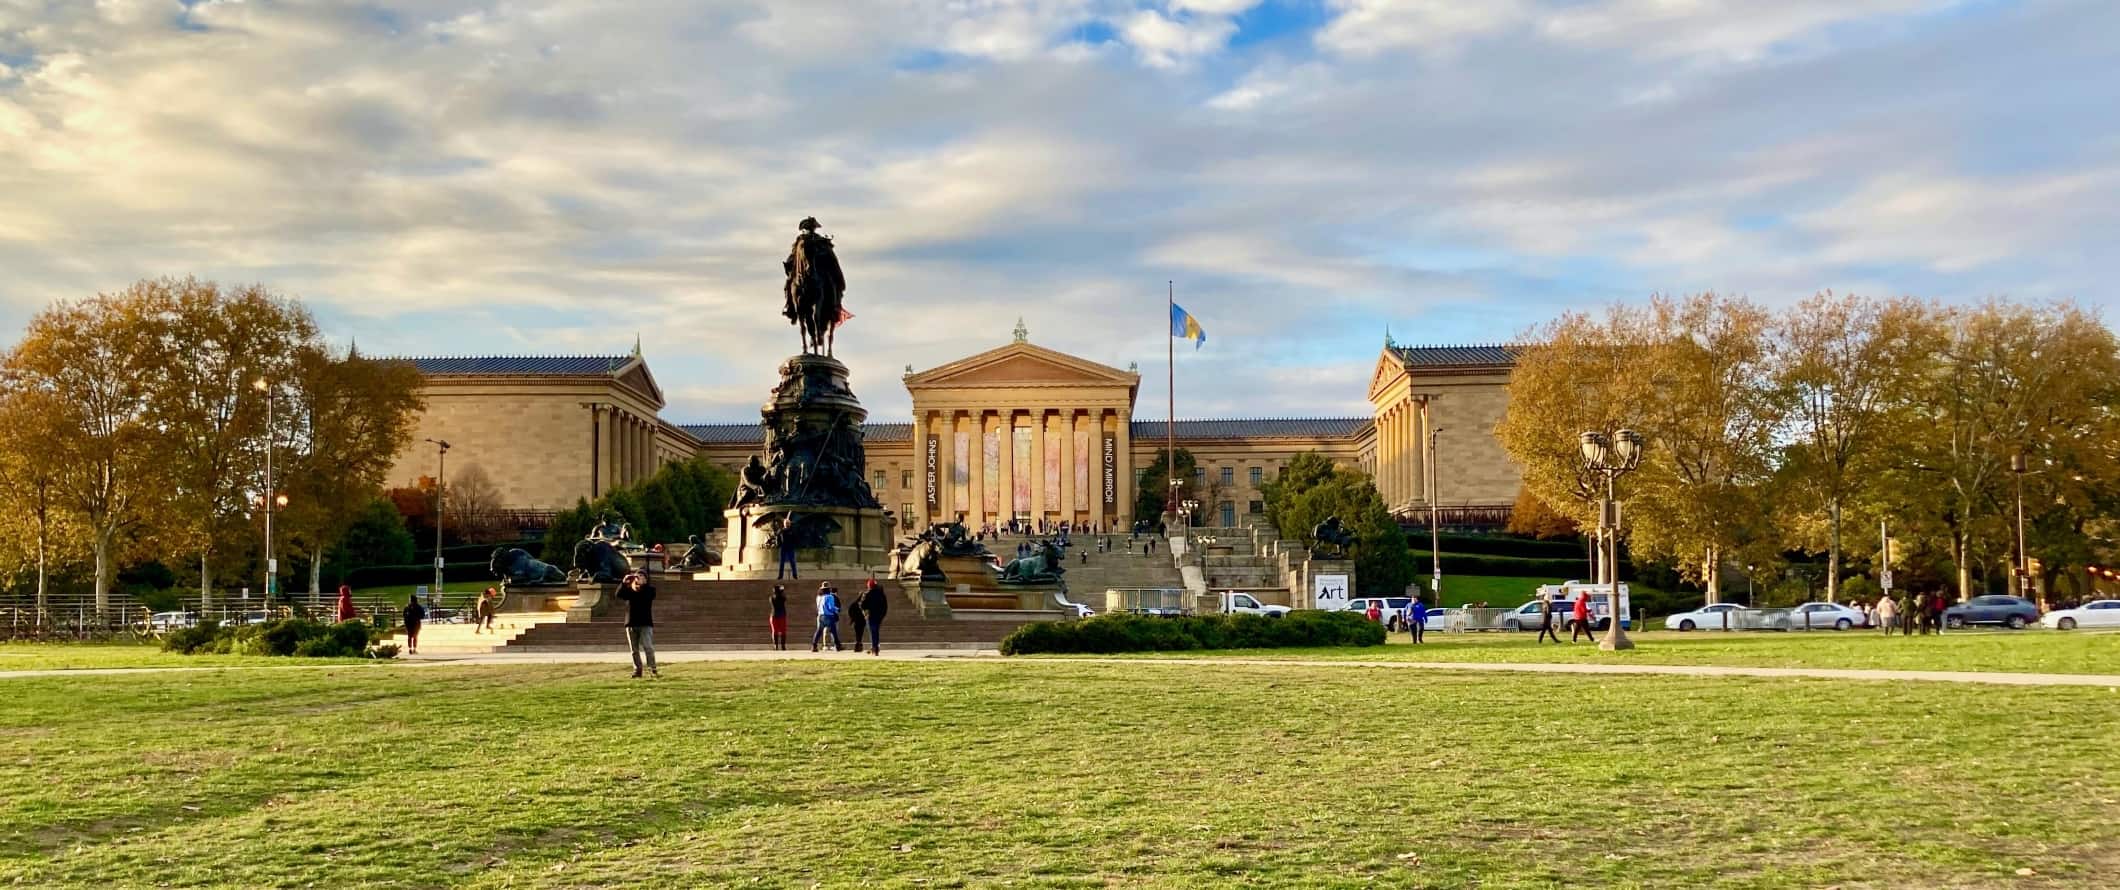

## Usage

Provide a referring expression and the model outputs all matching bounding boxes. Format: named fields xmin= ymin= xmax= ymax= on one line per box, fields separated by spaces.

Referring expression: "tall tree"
xmin=3 ymin=288 xmax=170 ymax=615
xmin=0 ymin=386 xmax=83 ymax=621
xmin=136 ymin=278 xmax=318 ymax=607
xmin=279 ymin=345 xmax=425 ymax=597
xmin=1134 ymin=448 xmax=1196 ymax=524
xmin=1768 ymin=293 xmax=1942 ymax=601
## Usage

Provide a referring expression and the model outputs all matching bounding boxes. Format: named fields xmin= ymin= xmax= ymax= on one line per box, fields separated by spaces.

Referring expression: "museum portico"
xmin=383 ymin=335 xmax=1527 ymax=535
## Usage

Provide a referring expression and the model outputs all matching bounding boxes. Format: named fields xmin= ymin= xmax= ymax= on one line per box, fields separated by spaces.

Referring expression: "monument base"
xmin=709 ymin=504 xmax=892 ymax=578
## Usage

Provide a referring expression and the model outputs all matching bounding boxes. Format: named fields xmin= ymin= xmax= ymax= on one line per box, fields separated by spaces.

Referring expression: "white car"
xmin=2041 ymin=599 xmax=2120 ymax=630
xmin=1780 ymin=601 xmax=1867 ymax=631
xmin=1221 ymin=592 xmax=1292 ymax=618
xmin=1662 ymin=602 xmax=1748 ymax=631
xmin=1344 ymin=597 xmax=1413 ymax=630
xmin=146 ymin=611 xmax=198 ymax=631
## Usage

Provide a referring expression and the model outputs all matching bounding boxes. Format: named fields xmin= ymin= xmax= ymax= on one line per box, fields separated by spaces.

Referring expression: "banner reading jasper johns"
xmin=924 ymin=434 xmax=940 ymax=510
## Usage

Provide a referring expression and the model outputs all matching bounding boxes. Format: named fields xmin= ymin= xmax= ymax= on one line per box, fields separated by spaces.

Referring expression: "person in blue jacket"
xmin=1405 ymin=596 xmax=1429 ymax=644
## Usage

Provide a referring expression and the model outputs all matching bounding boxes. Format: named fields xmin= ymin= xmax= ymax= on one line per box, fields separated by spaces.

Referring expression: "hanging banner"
xmin=1074 ymin=430 xmax=1090 ymax=511
xmin=1044 ymin=431 xmax=1062 ymax=514
xmin=983 ymin=429 xmax=1001 ymax=515
xmin=952 ymin=431 xmax=970 ymax=517
xmin=1101 ymin=432 xmax=1118 ymax=506
xmin=924 ymin=434 xmax=940 ymax=509
xmin=1013 ymin=427 xmax=1034 ymax=514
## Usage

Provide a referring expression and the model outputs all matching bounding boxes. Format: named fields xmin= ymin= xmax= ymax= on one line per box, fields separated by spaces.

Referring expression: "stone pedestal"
xmin=715 ymin=353 xmax=892 ymax=578
xmin=705 ymin=504 xmax=892 ymax=580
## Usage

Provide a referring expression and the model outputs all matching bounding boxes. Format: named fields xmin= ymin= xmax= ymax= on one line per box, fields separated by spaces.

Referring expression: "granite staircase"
xmin=499 ymin=577 xmax=1048 ymax=651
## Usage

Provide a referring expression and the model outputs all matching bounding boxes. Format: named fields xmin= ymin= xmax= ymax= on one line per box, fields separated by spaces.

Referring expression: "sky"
xmin=2 ymin=0 xmax=2116 ymax=423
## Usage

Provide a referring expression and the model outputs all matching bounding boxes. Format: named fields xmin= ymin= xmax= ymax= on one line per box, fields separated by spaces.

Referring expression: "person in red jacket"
xmin=1570 ymin=590 xmax=1593 ymax=642
xmin=334 ymin=585 xmax=357 ymax=624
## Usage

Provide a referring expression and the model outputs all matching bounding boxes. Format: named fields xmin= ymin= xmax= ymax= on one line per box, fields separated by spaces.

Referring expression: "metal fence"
xmin=1 ymin=590 xmax=434 ymax=641
xmin=1103 ymin=588 xmax=1191 ymax=615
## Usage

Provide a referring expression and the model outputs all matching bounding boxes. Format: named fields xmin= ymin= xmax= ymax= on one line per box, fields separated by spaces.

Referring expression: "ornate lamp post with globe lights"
xmin=1579 ymin=429 xmax=1645 ymax=651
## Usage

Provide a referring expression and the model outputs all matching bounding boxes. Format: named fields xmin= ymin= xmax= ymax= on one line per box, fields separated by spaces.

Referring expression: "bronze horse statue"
xmin=783 ymin=217 xmax=847 ymax=356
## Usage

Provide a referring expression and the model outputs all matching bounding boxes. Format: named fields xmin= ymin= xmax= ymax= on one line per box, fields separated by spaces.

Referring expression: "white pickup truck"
xmin=1220 ymin=591 xmax=1292 ymax=618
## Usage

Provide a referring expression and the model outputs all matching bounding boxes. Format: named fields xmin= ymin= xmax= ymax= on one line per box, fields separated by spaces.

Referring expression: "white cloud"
xmin=1120 ymin=9 xmax=1236 ymax=69
xmin=1317 ymin=0 xmax=1529 ymax=56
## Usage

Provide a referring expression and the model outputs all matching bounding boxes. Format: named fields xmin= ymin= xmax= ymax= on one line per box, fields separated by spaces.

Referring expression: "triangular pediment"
xmin=615 ymin=357 xmax=665 ymax=408
xmin=1366 ymin=348 xmax=1407 ymax=404
xmin=906 ymin=342 xmax=1139 ymax=389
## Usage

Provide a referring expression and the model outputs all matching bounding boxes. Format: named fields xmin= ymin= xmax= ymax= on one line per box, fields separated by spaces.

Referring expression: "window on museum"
xmin=1248 ymin=500 xmax=1264 ymax=514
xmin=874 ymin=470 xmax=887 ymax=491
xmin=1219 ymin=466 xmax=1233 ymax=486
xmin=903 ymin=469 xmax=913 ymax=489
xmin=1194 ymin=466 xmax=1206 ymax=481
xmin=1218 ymin=501 xmax=1236 ymax=526
xmin=1249 ymin=467 xmax=1262 ymax=486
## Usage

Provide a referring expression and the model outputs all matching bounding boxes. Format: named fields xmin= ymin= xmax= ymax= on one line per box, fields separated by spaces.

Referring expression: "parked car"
xmin=1662 ymin=602 xmax=1748 ymax=631
xmin=1344 ymin=597 xmax=1413 ymax=630
xmin=2041 ymin=599 xmax=2120 ymax=630
xmin=1495 ymin=594 xmax=1633 ymax=631
xmin=1943 ymin=595 xmax=2039 ymax=629
xmin=146 ymin=611 xmax=198 ymax=632
xmin=1780 ymin=601 xmax=1867 ymax=631
xmin=1220 ymin=592 xmax=1291 ymax=618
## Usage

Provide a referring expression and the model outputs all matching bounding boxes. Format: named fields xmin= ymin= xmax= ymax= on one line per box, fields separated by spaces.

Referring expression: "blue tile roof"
xmin=401 ymin=355 xmax=632 ymax=376
xmin=1390 ymin=344 xmax=1521 ymax=367
xmin=1130 ymin=418 xmax=1372 ymax=440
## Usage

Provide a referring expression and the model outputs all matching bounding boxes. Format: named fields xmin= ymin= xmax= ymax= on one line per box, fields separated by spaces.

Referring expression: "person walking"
xmin=1569 ymin=589 xmax=1593 ymax=642
xmin=768 ymin=584 xmax=789 ymax=650
xmin=473 ymin=587 xmax=499 ymax=634
xmin=861 ymin=578 xmax=889 ymax=656
xmin=334 ymin=584 xmax=358 ymax=624
xmin=401 ymin=593 xmax=426 ymax=655
xmin=1913 ymin=591 xmax=1932 ymax=635
xmin=846 ymin=583 xmax=868 ymax=653
xmin=812 ymin=582 xmax=843 ymax=652
xmin=1877 ymin=593 xmax=1900 ymax=636
xmin=617 ymin=572 xmax=657 ymax=678
xmin=776 ymin=531 xmax=800 ymax=581
xmin=1406 ymin=596 xmax=1429 ymax=644
xmin=1929 ymin=590 xmax=1948 ymax=634
xmin=1536 ymin=591 xmax=1561 ymax=644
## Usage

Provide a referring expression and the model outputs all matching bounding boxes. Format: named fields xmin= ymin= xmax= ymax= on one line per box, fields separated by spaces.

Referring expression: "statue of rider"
xmin=782 ymin=217 xmax=847 ymax=356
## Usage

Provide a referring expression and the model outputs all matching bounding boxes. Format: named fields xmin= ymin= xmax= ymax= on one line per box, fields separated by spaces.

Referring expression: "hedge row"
xmin=1000 ymin=610 xmax=1385 ymax=655
xmin=163 ymin=618 xmax=395 ymax=658
xmin=1408 ymin=551 xmax=1597 ymax=578
xmin=1424 ymin=533 xmax=1588 ymax=560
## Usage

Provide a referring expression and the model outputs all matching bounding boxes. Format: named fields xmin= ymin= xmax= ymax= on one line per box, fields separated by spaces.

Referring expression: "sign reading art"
xmin=1101 ymin=433 xmax=1118 ymax=506
xmin=924 ymin=434 xmax=940 ymax=509
xmin=1312 ymin=574 xmax=1350 ymax=611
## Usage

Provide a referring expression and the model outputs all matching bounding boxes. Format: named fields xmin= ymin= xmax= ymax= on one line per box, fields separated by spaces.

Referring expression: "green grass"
xmin=3 ymin=661 xmax=2116 ymax=887
xmin=1101 ymin=628 xmax=2120 ymax=675
xmin=0 ymin=642 xmax=377 ymax=672
xmin=1407 ymin=575 xmax=1572 ymax=607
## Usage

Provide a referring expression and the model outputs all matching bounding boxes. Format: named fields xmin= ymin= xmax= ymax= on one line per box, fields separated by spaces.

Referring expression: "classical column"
xmin=1412 ymin=398 xmax=1430 ymax=505
xmin=1380 ymin=404 xmax=1396 ymax=506
xmin=605 ymin=410 xmax=624 ymax=489
xmin=1114 ymin=408 xmax=1133 ymax=525
xmin=1059 ymin=410 xmax=1077 ymax=527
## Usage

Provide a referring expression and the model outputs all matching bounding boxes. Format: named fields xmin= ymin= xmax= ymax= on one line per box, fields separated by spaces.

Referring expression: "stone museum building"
xmin=386 ymin=332 xmax=1523 ymax=534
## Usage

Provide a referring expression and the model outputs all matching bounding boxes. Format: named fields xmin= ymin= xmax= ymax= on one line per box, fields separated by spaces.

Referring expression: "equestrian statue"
xmin=783 ymin=216 xmax=847 ymax=356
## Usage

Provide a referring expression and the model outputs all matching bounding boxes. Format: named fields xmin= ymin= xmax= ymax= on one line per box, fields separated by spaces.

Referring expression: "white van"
xmin=1495 ymin=581 xmax=1632 ymax=631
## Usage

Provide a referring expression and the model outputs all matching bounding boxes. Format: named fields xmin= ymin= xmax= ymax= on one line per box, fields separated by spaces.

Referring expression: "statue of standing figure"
xmin=783 ymin=217 xmax=847 ymax=356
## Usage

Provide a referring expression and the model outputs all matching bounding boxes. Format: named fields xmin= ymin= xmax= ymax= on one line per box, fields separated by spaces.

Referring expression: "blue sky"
xmin=2 ymin=0 xmax=2116 ymax=422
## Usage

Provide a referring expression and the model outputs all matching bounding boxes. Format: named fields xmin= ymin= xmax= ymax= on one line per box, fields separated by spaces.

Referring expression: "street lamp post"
xmin=253 ymin=378 xmax=277 ymax=607
xmin=2011 ymin=452 xmax=2030 ymax=601
xmin=1579 ymin=429 xmax=1645 ymax=651
xmin=1429 ymin=425 xmax=1443 ymax=603
xmin=426 ymin=438 xmax=451 ymax=601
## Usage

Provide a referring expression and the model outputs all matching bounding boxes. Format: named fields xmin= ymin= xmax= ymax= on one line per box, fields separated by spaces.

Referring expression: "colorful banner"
xmin=1101 ymin=432 xmax=1118 ymax=506
xmin=1073 ymin=430 xmax=1090 ymax=511
xmin=1013 ymin=427 xmax=1033 ymax=514
xmin=983 ymin=429 xmax=1001 ymax=515
xmin=952 ymin=431 xmax=970 ymax=516
xmin=1044 ymin=431 xmax=1062 ymax=514
xmin=924 ymin=434 xmax=940 ymax=510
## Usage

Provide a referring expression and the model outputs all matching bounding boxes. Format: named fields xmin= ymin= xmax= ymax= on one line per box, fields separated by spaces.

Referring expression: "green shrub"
xmin=1000 ymin=610 xmax=1385 ymax=655
xmin=161 ymin=620 xmax=223 ymax=654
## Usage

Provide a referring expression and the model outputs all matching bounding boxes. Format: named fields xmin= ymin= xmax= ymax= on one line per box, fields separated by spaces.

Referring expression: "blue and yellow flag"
xmin=1170 ymin=303 xmax=1206 ymax=350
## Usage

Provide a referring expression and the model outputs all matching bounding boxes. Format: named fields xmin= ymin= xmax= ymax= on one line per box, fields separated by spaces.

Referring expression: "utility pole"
xmin=253 ymin=377 xmax=277 ymax=607
xmin=426 ymin=439 xmax=451 ymax=602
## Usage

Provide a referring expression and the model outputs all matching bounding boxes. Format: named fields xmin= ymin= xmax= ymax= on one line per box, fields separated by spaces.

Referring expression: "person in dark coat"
xmin=847 ymin=585 xmax=868 ymax=652
xmin=401 ymin=593 xmax=426 ymax=654
xmin=617 ymin=572 xmax=657 ymax=678
xmin=860 ymin=578 xmax=889 ymax=656
xmin=769 ymin=584 xmax=789 ymax=650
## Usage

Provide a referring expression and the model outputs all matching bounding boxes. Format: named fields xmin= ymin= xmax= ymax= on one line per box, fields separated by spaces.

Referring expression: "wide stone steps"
xmin=501 ymin=578 xmax=1044 ymax=650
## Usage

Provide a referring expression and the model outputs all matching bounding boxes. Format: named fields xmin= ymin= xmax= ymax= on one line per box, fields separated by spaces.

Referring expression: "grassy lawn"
xmin=4 ymin=661 xmax=2117 ymax=888
xmin=1407 ymin=575 xmax=1573 ymax=608
xmin=1104 ymin=629 xmax=2120 ymax=675
xmin=0 ymin=642 xmax=375 ymax=672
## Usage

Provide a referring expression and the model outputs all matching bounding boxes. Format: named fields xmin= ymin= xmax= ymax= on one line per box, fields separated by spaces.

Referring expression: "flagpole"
xmin=1167 ymin=280 xmax=1176 ymax=533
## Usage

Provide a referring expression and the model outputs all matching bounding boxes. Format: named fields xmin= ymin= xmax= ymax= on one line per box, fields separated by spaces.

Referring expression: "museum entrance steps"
xmin=1013 ymin=533 xmax=1185 ymax=604
xmin=500 ymin=577 xmax=1048 ymax=650
xmin=389 ymin=611 xmax=570 ymax=655
xmin=1186 ymin=524 xmax=1294 ymax=599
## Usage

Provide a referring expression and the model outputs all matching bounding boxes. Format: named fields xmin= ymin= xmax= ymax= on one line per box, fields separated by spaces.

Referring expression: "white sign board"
xmin=1312 ymin=574 xmax=1350 ymax=611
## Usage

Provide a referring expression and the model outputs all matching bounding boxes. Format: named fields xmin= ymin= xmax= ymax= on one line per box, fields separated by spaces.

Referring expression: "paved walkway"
xmin=5 ymin=650 xmax=2119 ymax=686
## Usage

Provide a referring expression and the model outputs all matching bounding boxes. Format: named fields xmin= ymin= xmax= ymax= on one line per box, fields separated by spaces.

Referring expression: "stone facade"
xmin=390 ymin=340 xmax=1526 ymax=528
